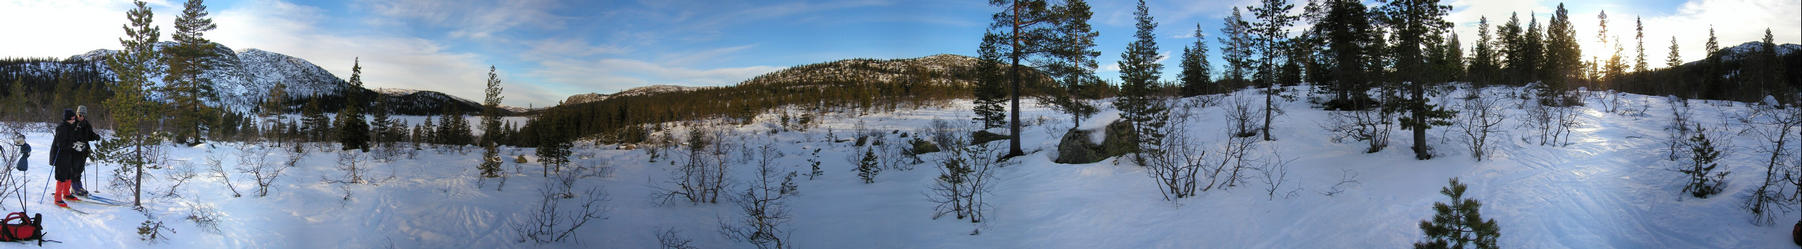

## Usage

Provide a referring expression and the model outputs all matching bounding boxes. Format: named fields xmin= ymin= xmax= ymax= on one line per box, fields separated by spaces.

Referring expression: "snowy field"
xmin=1 ymin=85 xmax=1796 ymax=248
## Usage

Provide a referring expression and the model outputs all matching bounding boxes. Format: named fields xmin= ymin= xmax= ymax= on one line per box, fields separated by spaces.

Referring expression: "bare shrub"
xmin=720 ymin=144 xmax=791 ymax=249
xmin=241 ymin=142 xmax=296 ymax=197
xmin=207 ymin=148 xmax=241 ymax=197
xmin=657 ymin=127 xmax=731 ymax=205
xmin=1741 ymin=103 xmax=1801 ymax=225
xmin=927 ymin=122 xmax=1011 ymax=225
xmin=656 ymin=227 xmax=698 ymax=249
xmin=1145 ymin=98 xmax=1208 ymax=200
xmin=1456 ymin=89 xmax=1506 ymax=161
xmin=514 ymin=171 xmax=608 ymax=244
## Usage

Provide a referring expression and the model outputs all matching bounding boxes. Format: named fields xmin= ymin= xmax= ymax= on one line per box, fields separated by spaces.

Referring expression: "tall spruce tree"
xmin=104 ymin=0 xmax=162 ymax=208
xmin=479 ymin=66 xmax=504 ymax=178
xmin=1115 ymin=0 xmax=1167 ymax=165
xmin=163 ymin=0 xmax=220 ymax=146
xmin=1250 ymin=0 xmax=1295 ymax=141
xmin=338 ymin=58 xmax=370 ymax=151
xmin=1179 ymin=24 xmax=1212 ymax=97
xmin=1496 ymin=13 xmax=1526 ymax=84
xmin=1381 ymin=0 xmax=1456 ymax=160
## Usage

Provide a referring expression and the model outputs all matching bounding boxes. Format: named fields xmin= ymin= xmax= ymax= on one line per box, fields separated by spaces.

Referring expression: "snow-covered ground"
xmin=1 ymin=85 xmax=1795 ymax=248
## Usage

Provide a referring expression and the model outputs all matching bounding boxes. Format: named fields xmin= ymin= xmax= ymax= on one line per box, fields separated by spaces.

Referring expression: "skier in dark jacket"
xmin=49 ymin=107 xmax=98 ymax=207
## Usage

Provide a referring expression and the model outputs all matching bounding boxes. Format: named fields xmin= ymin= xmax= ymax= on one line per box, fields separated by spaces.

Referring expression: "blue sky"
xmin=1 ymin=0 xmax=1796 ymax=107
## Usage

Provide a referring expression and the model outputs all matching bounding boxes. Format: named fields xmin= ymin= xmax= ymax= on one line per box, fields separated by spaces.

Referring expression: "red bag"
xmin=0 ymin=212 xmax=44 ymax=245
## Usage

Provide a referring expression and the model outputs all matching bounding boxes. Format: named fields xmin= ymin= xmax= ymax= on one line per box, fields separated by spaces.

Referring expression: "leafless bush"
xmin=513 ymin=171 xmax=608 ymax=245
xmin=1325 ymin=106 xmax=1394 ymax=153
xmin=1224 ymin=93 xmax=1260 ymax=138
xmin=657 ymin=127 xmax=731 ymax=205
xmin=720 ymin=144 xmax=791 ymax=249
xmin=1666 ymin=97 xmax=1693 ymax=161
xmin=927 ymin=123 xmax=1011 ymax=224
xmin=241 ymin=142 xmax=296 ymax=197
xmin=656 ymin=227 xmax=698 ymax=249
xmin=207 ymin=148 xmax=241 ymax=197
xmin=327 ymin=150 xmax=369 ymax=185
xmin=161 ymin=160 xmax=199 ymax=198
xmin=1256 ymin=150 xmax=1298 ymax=200
xmin=1145 ymin=98 xmax=1208 ymax=200
xmin=1209 ymin=129 xmax=1257 ymax=191
xmin=184 ymin=203 xmax=223 ymax=234
xmin=1741 ymin=103 xmax=1800 ymax=225
xmin=1524 ymin=99 xmax=1579 ymax=146
xmin=1320 ymin=169 xmax=1362 ymax=197
xmin=1456 ymin=90 xmax=1506 ymax=161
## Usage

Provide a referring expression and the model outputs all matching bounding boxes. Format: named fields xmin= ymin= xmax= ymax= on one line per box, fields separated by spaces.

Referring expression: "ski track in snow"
xmin=0 ymin=86 xmax=1795 ymax=248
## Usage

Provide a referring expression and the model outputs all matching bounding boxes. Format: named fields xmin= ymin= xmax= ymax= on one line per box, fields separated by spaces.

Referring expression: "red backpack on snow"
xmin=1 ymin=212 xmax=44 ymax=245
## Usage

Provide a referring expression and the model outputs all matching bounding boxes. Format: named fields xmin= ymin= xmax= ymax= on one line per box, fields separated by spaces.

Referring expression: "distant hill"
xmin=1 ymin=42 xmax=508 ymax=116
xmin=518 ymin=54 xmax=1026 ymax=146
xmin=1616 ymin=41 xmax=1801 ymax=102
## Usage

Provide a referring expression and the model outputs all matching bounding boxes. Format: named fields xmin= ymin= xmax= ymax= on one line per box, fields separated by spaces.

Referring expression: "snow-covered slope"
xmin=3 ymin=85 xmax=1795 ymax=248
xmin=51 ymin=43 xmax=494 ymax=115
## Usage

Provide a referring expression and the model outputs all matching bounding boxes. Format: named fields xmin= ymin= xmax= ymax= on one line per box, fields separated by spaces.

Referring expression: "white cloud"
xmin=360 ymin=0 xmax=569 ymax=40
xmin=0 ymin=0 xmax=181 ymax=58
xmin=211 ymin=0 xmax=552 ymax=107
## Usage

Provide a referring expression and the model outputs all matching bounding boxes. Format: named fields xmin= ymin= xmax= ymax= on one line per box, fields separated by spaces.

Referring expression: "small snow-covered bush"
xmin=513 ymin=172 xmax=608 ymax=245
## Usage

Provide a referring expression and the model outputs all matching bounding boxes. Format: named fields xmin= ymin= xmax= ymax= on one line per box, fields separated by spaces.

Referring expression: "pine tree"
xmin=1469 ymin=16 xmax=1498 ymax=86
xmin=1179 ymin=24 xmax=1212 ymax=97
xmin=1497 ymin=13 xmax=1527 ymax=84
xmin=370 ymin=90 xmax=393 ymax=146
xmin=479 ymin=66 xmax=504 ymax=178
xmin=1041 ymin=0 xmax=1101 ymax=126
xmin=1115 ymin=0 xmax=1167 ymax=165
xmin=1315 ymin=0 xmax=1377 ymax=108
xmin=1666 ymin=36 xmax=1681 ymax=68
xmin=1381 ymin=0 xmax=1456 ymax=160
xmin=261 ymin=82 xmax=288 ymax=144
xmin=163 ymin=0 xmax=221 ymax=146
xmin=1704 ymin=26 xmax=1719 ymax=60
xmin=103 ymin=0 xmax=162 ymax=208
xmin=1541 ymin=4 xmax=1581 ymax=105
xmin=1250 ymin=0 xmax=1295 ymax=141
xmin=1523 ymin=15 xmax=1545 ymax=83
xmin=1220 ymin=8 xmax=1254 ymax=86
xmin=1681 ymin=124 xmax=1726 ymax=198
xmin=984 ymin=0 xmax=1061 ymax=157
xmin=1633 ymin=17 xmax=1647 ymax=73
xmin=337 ymin=59 xmax=370 ymax=152
xmin=1414 ymin=178 xmax=1501 ymax=249
xmin=302 ymin=98 xmax=329 ymax=142
xmin=972 ymin=35 xmax=1008 ymax=130
xmin=857 ymin=147 xmax=880 ymax=184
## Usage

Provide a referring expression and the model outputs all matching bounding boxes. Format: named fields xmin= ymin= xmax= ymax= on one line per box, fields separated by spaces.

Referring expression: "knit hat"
xmin=76 ymin=105 xmax=87 ymax=116
xmin=62 ymin=109 xmax=75 ymax=122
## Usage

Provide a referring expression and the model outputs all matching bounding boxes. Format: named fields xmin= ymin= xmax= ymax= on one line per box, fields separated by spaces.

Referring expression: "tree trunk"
xmin=1005 ymin=0 xmax=1025 ymax=158
xmin=1413 ymin=83 xmax=1430 ymax=160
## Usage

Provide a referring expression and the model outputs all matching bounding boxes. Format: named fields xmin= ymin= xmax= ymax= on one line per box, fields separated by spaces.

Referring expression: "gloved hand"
xmin=74 ymin=142 xmax=88 ymax=153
